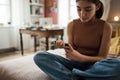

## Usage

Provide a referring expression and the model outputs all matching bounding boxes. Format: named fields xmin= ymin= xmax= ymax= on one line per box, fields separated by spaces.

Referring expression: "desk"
xmin=19 ymin=29 xmax=64 ymax=55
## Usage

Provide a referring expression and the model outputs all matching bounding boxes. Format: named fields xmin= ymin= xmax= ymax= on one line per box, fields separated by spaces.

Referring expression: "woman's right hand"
xmin=55 ymin=40 xmax=65 ymax=48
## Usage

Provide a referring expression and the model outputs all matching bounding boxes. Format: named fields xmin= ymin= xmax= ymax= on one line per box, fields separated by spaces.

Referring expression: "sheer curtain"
xmin=100 ymin=0 xmax=111 ymax=20
xmin=0 ymin=0 xmax=11 ymax=25
xmin=69 ymin=0 xmax=78 ymax=20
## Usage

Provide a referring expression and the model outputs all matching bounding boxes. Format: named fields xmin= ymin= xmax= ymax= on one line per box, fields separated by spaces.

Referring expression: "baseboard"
xmin=0 ymin=47 xmax=18 ymax=54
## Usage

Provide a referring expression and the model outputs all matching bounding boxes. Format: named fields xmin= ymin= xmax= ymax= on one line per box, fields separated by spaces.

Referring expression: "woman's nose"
xmin=81 ymin=11 xmax=86 ymax=17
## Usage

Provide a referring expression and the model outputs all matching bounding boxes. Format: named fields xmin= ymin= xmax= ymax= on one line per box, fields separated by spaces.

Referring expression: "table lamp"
xmin=114 ymin=16 xmax=119 ymax=22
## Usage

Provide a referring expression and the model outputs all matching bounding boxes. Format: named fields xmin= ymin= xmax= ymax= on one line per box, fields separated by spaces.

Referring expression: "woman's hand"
xmin=64 ymin=44 xmax=82 ymax=61
xmin=55 ymin=40 xmax=65 ymax=48
xmin=55 ymin=41 xmax=84 ymax=61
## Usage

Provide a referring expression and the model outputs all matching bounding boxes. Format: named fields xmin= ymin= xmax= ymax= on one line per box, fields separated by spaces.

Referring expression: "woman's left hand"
xmin=64 ymin=44 xmax=81 ymax=61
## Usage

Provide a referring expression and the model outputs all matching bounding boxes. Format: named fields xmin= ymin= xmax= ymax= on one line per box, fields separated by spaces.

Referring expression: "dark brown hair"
xmin=76 ymin=0 xmax=104 ymax=19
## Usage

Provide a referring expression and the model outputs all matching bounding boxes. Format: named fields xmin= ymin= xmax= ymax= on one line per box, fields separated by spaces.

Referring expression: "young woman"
xmin=34 ymin=0 xmax=112 ymax=80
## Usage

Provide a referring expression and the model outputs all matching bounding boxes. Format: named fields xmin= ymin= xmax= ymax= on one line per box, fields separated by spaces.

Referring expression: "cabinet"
xmin=29 ymin=0 xmax=45 ymax=23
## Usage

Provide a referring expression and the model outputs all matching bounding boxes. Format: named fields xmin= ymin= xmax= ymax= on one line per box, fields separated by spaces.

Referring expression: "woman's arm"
xmin=67 ymin=21 xmax=74 ymax=46
xmin=55 ymin=21 xmax=74 ymax=48
xmin=97 ymin=22 xmax=112 ymax=57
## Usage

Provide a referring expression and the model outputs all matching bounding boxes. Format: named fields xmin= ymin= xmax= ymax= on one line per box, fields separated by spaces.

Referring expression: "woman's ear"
xmin=96 ymin=3 xmax=101 ymax=11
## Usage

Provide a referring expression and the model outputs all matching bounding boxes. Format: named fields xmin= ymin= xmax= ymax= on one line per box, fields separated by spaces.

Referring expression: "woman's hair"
xmin=76 ymin=0 xmax=104 ymax=19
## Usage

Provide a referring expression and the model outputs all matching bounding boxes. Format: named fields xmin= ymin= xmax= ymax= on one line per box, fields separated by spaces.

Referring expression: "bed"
xmin=0 ymin=49 xmax=65 ymax=80
xmin=0 ymin=48 xmax=119 ymax=80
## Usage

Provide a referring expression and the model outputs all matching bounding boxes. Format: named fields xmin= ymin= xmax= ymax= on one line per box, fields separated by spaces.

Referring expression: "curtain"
xmin=100 ymin=0 xmax=111 ymax=20
xmin=0 ymin=0 xmax=11 ymax=25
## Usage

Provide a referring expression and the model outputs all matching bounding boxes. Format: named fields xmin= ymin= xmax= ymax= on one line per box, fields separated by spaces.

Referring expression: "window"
xmin=69 ymin=0 xmax=78 ymax=21
xmin=58 ymin=0 xmax=78 ymax=26
xmin=0 ymin=0 xmax=11 ymax=25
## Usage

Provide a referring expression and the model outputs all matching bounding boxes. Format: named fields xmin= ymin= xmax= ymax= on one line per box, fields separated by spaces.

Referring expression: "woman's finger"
xmin=55 ymin=40 xmax=65 ymax=48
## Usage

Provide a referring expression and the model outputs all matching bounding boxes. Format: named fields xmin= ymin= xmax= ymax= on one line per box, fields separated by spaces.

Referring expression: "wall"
xmin=11 ymin=0 xmax=31 ymax=50
xmin=58 ymin=0 xmax=69 ymax=42
xmin=58 ymin=0 xmax=69 ymax=27
xmin=108 ymin=0 xmax=120 ymax=21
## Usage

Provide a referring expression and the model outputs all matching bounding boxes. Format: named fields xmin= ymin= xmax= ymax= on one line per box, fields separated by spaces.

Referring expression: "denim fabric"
xmin=72 ymin=58 xmax=120 ymax=80
xmin=33 ymin=52 xmax=93 ymax=80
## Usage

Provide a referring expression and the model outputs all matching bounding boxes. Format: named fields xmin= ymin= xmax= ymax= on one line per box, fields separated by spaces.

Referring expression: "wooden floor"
xmin=0 ymin=51 xmax=35 ymax=61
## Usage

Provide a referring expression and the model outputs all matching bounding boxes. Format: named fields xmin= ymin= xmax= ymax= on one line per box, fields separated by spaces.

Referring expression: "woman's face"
xmin=76 ymin=1 xmax=97 ymax=22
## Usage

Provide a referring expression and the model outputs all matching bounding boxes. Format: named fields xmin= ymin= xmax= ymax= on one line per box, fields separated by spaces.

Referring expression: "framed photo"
xmin=31 ymin=0 xmax=39 ymax=3
xmin=39 ymin=17 xmax=52 ymax=29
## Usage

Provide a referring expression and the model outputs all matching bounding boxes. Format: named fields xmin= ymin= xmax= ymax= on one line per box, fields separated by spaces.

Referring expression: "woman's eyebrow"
xmin=76 ymin=6 xmax=80 ymax=8
xmin=76 ymin=6 xmax=91 ymax=9
xmin=84 ymin=6 xmax=91 ymax=9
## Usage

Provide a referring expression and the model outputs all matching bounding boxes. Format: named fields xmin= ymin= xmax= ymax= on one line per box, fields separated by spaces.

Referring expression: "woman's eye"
xmin=77 ymin=8 xmax=81 ymax=11
xmin=85 ymin=8 xmax=92 ymax=12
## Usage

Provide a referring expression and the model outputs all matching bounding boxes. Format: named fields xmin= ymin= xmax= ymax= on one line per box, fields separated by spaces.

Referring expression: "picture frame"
xmin=39 ymin=17 xmax=52 ymax=29
xmin=30 ymin=0 xmax=39 ymax=3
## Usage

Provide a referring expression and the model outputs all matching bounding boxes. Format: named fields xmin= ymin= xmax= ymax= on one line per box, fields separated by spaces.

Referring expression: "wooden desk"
xmin=19 ymin=29 xmax=64 ymax=55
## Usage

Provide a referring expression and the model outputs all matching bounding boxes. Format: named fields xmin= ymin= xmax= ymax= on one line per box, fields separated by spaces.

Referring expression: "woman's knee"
xmin=34 ymin=52 xmax=47 ymax=61
xmin=33 ymin=52 xmax=56 ymax=64
xmin=33 ymin=51 xmax=63 ymax=65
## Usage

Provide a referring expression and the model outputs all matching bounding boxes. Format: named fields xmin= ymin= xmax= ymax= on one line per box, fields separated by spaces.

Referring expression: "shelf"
xmin=29 ymin=0 xmax=45 ymax=23
xmin=30 ymin=14 xmax=44 ymax=17
xmin=30 ymin=3 xmax=44 ymax=6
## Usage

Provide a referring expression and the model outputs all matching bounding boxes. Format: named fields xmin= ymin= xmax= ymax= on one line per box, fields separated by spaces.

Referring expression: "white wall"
xmin=11 ymin=0 xmax=31 ymax=50
xmin=11 ymin=0 xmax=25 ymax=27
xmin=58 ymin=0 xmax=69 ymax=42
xmin=11 ymin=0 xmax=23 ymax=49
xmin=58 ymin=0 xmax=69 ymax=27
xmin=0 ymin=0 xmax=24 ymax=50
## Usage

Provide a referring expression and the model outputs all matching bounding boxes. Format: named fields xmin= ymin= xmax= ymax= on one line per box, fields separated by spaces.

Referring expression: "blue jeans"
xmin=33 ymin=52 xmax=93 ymax=80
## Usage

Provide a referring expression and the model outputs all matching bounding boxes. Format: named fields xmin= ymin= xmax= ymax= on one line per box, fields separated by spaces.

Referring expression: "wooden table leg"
xmin=34 ymin=36 xmax=37 ymax=52
xmin=20 ymin=33 xmax=24 ymax=56
xmin=61 ymin=35 xmax=63 ymax=40
xmin=46 ymin=37 xmax=49 ymax=50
